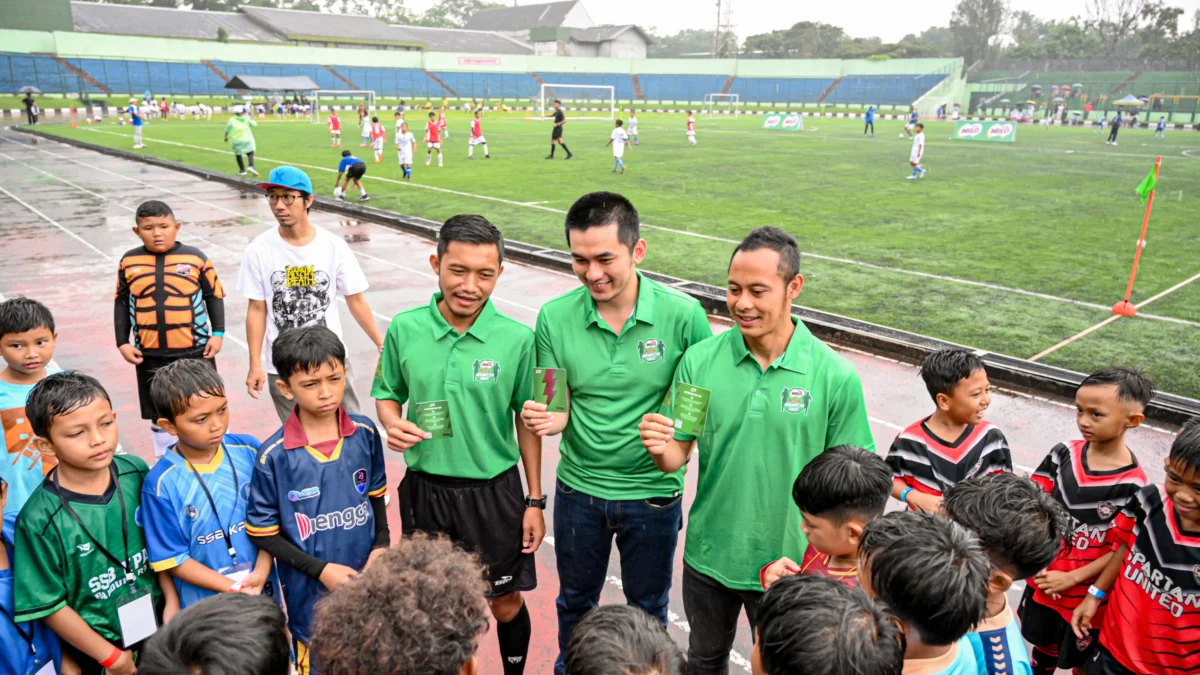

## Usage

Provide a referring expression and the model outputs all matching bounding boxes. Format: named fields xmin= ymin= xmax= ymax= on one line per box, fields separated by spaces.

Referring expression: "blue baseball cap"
xmin=257 ymin=166 xmax=313 ymax=194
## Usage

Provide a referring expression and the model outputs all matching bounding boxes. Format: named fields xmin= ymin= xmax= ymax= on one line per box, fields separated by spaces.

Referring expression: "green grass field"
xmin=34 ymin=111 xmax=1200 ymax=398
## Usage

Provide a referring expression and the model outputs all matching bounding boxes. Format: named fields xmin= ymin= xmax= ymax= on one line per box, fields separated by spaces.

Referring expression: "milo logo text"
xmin=987 ymin=124 xmax=1014 ymax=138
xmin=958 ymin=123 xmax=983 ymax=138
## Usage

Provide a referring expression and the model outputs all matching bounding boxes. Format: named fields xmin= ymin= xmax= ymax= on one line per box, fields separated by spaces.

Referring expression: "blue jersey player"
xmin=247 ymin=326 xmax=389 ymax=675
xmin=142 ymin=359 xmax=277 ymax=609
xmin=903 ymin=107 xmax=918 ymax=138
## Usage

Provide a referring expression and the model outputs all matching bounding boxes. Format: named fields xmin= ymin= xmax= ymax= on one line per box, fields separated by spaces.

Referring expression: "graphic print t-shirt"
xmin=236 ymin=227 xmax=369 ymax=372
xmin=0 ymin=369 xmax=60 ymax=517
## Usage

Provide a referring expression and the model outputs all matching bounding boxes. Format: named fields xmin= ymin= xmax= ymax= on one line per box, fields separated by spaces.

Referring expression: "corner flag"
xmin=1135 ymin=170 xmax=1157 ymax=205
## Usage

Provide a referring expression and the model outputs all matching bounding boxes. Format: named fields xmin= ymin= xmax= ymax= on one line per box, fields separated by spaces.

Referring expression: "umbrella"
xmin=1052 ymin=97 xmax=1065 ymax=102
xmin=1114 ymin=94 xmax=1144 ymax=106
xmin=1031 ymin=84 xmax=1042 ymax=90
xmin=1025 ymin=100 xmax=1037 ymax=104
xmin=999 ymin=98 xmax=1011 ymax=103
xmin=1072 ymin=83 xmax=1083 ymax=88
xmin=17 ymin=86 xmax=40 ymax=94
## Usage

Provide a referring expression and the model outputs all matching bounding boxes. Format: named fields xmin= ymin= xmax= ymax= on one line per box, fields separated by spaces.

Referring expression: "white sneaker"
xmin=247 ymin=167 xmax=259 ymax=176
xmin=1112 ymin=142 xmax=1117 ymax=146
xmin=906 ymin=175 xmax=917 ymax=180
xmin=238 ymin=171 xmax=247 ymax=176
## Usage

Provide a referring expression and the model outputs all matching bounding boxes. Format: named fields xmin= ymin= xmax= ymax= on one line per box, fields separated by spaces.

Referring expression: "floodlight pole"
xmin=1112 ymin=155 xmax=1162 ymax=317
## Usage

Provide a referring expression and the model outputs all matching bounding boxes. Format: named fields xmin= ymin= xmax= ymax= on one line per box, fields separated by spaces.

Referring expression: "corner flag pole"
xmin=1112 ymin=155 xmax=1162 ymax=317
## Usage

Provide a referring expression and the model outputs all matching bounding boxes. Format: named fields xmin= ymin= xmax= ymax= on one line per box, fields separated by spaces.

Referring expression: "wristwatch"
xmin=525 ymin=495 xmax=547 ymax=509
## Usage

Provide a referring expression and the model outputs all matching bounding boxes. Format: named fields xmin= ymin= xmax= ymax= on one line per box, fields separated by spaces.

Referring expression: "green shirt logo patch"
xmin=780 ymin=387 xmax=813 ymax=416
xmin=473 ymin=359 xmax=500 ymax=383
xmin=638 ymin=339 xmax=665 ymax=363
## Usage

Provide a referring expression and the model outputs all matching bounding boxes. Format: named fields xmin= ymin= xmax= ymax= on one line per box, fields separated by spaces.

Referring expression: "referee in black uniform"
xmin=546 ymin=99 xmax=573 ymax=160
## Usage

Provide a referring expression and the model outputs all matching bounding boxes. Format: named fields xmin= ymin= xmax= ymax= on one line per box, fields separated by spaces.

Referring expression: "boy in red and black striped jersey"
xmin=886 ymin=349 xmax=1011 ymax=514
xmin=1071 ymin=418 xmax=1200 ymax=675
xmin=1018 ymin=367 xmax=1152 ymax=675
xmin=759 ymin=445 xmax=891 ymax=590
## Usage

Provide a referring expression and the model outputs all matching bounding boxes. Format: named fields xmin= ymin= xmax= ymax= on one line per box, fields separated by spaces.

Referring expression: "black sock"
xmin=247 ymin=151 xmax=255 ymax=168
xmin=235 ymin=155 xmax=245 ymax=171
xmin=1030 ymin=645 xmax=1058 ymax=675
xmin=496 ymin=601 xmax=531 ymax=675
xmin=550 ymin=144 xmax=556 ymax=156
xmin=561 ymin=143 xmax=571 ymax=155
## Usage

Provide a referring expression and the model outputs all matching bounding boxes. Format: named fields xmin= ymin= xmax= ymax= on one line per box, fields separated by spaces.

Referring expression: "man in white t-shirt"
xmin=236 ymin=166 xmax=385 ymax=422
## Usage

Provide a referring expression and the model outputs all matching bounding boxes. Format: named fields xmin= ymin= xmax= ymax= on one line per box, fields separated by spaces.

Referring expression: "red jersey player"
xmin=686 ymin=111 xmax=697 ymax=146
xmin=369 ymin=115 xmax=386 ymax=163
xmin=328 ymin=110 xmax=342 ymax=148
xmin=468 ymin=109 xmax=490 ymax=159
xmin=425 ymin=111 xmax=443 ymax=167
xmin=1071 ymin=418 xmax=1200 ymax=675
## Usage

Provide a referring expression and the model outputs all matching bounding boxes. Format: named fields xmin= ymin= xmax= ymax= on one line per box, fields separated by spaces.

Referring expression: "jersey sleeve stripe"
xmin=150 ymin=555 xmax=187 ymax=572
xmin=368 ymin=486 xmax=387 ymax=498
xmin=259 ymin=439 xmax=284 ymax=464
xmin=12 ymin=598 xmax=67 ymax=624
xmin=155 ymin=464 xmax=177 ymax=496
xmin=246 ymin=523 xmax=280 ymax=537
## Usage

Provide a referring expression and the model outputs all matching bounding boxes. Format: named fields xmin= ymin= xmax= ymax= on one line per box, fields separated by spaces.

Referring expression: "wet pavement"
xmin=0 ymin=129 xmax=1176 ymax=673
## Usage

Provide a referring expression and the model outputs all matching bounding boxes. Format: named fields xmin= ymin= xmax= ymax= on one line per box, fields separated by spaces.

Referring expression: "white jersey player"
xmin=396 ymin=121 xmax=416 ymax=181
xmin=907 ymin=122 xmax=927 ymax=179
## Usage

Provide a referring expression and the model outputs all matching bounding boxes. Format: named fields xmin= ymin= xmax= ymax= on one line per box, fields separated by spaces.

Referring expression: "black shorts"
xmin=1017 ymin=585 xmax=1098 ymax=668
xmin=552 ymin=127 xmax=563 ymax=140
xmin=1085 ymin=645 xmax=1137 ymax=675
xmin=399 ymin=466 xmax=536 ymax=597
xmin=135 ymin=352 xmax=215 ymax=420
xmin=347 ymin=161 xmax=367 ymax=180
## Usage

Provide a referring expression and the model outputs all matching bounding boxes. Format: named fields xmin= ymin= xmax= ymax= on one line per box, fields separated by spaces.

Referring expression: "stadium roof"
xmin=239 ymin=6 xmax=422 ymax=48
xmin=465 ymin=1 xmax=579 ymax=31
xmin=390 ymin=25 xmax=533 ymax=54
xmin=70 ymin=2 xmax=283 ymax=42
xmin=224 ymin=75 xmax=319 ymax=91
xmin=569 ymin=25 xmax=652 ymax=45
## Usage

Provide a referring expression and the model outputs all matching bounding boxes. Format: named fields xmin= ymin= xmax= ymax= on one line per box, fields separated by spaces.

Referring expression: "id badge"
xmin=220 ymin=561 xmax=254 ymax=584
xmin=33 ymin=661 xmax=55 ymax=675
xmin=116 ymin=589 xmax=158 ymax=647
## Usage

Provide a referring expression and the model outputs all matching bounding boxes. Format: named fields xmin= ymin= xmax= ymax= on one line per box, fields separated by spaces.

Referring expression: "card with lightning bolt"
xmin=533 ymin=368 xmax=568 ymax=412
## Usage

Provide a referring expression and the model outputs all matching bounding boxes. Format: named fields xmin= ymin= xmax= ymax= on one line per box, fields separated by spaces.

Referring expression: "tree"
xmin=1005 ymin=18 xmax=1105 ymax=58
xmin=1086 ymin=0 xmax=1147 ymax=55
xmin=949 ymin=0 xmax=1009 ymax=64
xmin=414 ymin=0 xmax=502 ymax=28
xmin=216 ymin=26 xmax=229 ymax=41
xmin=648 ymin=28 xmax=728 ymax=58
xmin=324 ymin=0 xmax=415 ymax=23
xmin=741 ymin=21 xmax=844 ymax=58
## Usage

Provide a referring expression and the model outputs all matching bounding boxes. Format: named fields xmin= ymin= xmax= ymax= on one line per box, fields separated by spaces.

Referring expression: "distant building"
xmin=465 ymin=1 xmax=651 ymax=59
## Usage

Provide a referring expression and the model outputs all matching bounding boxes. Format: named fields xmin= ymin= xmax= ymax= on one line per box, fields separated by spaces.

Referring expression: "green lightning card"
xmin=533 ymin=368 xmax=568 ymax=413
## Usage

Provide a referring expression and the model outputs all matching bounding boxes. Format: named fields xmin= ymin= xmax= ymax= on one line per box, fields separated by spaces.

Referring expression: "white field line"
xmin=0 ymin=185 xmax=113 ymax=261
xmin=1030 ymin=269 xmax=1200 ymax=361
xmin=57 ymin=127 xmax=1200 ymax=325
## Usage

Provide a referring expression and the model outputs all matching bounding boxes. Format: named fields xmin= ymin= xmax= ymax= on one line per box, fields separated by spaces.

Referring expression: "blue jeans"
xmin=553 ymin=478 xmax=683 ymax=675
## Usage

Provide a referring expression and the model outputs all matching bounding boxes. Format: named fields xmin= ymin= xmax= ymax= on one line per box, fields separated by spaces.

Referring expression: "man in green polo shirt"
xmin=639 ymin=226 xmax=874 ymax=675
xmin=372 ymin=215 xmax=544 ymax=675
xmin=520 ymin=191 xmax=712 ymax=675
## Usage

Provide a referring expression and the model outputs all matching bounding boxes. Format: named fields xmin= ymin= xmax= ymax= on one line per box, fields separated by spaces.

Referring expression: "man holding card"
xmin=521 ymin=192 xmax=712 ymax=675
xmin=638 ymin=226 xmax=874 ymax=675
xmin=371 ymin=215 xmax=543 ymax=675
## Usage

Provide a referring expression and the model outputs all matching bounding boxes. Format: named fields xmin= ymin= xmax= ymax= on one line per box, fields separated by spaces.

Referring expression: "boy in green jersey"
xmin=223 ymin=106 xmax=258 ymax=177
xmin=13 ymin=372 xmax=178 ymax=675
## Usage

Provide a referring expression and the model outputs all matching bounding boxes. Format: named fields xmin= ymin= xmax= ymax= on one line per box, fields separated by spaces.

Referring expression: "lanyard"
xmin=55 ymin=465 xmax=136 ymax=584
xmin=0 ymin=603 xmax=35 ymax=655
xmin=179 ymin=445 xmax=240 ymax=564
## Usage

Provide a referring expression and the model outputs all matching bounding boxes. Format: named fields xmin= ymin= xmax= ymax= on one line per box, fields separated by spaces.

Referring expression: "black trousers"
xmin=25 ymin=109 xmax=36 ymax=125
xmin=1108 ymin=126 xmax=1120 ymax=142
xmin=682 ymin=562 xmax=763 ymax=675
xmin=864 ymin=121 xmax=874 ymax=134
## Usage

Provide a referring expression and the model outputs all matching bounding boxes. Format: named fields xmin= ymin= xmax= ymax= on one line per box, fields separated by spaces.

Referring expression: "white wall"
xmin=561 ymin=3 xmax=595 ymax=29
xmin=598 ymin=31 xmax=646 ymax=59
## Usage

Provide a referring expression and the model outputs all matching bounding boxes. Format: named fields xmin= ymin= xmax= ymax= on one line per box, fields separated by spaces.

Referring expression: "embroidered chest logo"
xmin=352 ymin=469 xmax=368 ymax=495
xmin=780 ymin=387 xmax=813 ymax=416
xmin=175 ymin=263 xmax=194 ymax=276
xmin=187 ymin=505 xmax=199 ymax=520
xmin=638 ymin=339 xmax=664 ymax=363
xmin=473 ymin=359 xmax=500 ymax=383
xmin=1193 ymin=564 xmax=1200 ymax=586
xmin=1096 ymin=501 xmax=1117 ymax=519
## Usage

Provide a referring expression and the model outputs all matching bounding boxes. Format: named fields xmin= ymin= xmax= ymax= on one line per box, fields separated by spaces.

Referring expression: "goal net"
xmin=527 ymin=84 xmax=615 ymax=120
xmin=312 ymin=90 xmax=377 ymax=123
xmin=704 ymin=93 xmax=741 ymax=117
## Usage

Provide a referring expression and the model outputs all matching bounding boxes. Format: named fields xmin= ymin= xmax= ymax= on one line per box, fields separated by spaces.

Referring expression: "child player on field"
xmin=944 ymin=473 xmax=1070 ymax=675
xmin=686 ymin=111 xmax=697 ymax=146
xmin=141 ymin=359 xmax=277 ymax=610
xmin=246 ymin=326 xmax=389 ymax=675
xmin=907 ymin=123 xmax=927 ymax=179
xmin=333 ymin=151 xmax=369 ymax=203
xmin=886 ymin=348 xmax=1012 ymax=514
xmin=14 ymin=372 xmax=179 ymax=675
xmin=0 ymin=297 xmax=61 ymax=517
xmin=395 ymin=121 xmax=416 ymax=182
xmin=468 ymin=110 xmax=490 ymax=159
xmin=605 ymin=119 xmax=631 ymax=173
xmin=629 ymin=111 xmax=640 ymax=145
xmin=115 ymin=200 xmax=225 ymax=458
xmin=368 ymin=116 xmax=386 ymax=164
xmin=438 ymin=106 xmax=449 ymax=140
xmin=859 ymin=511 xmax=989 ymax=675
xmin=759 ymin=445 xmax=892 ymax=590
xmin=1018 ymin=367 xmax=1151 ymax=675
xmin=328 ymin=110 xmax=341 ymax=148
xmin=425 ymin=112 xmax=444 ymax=167
xmin=1070 ymin=418 xmax=1200 ymax=675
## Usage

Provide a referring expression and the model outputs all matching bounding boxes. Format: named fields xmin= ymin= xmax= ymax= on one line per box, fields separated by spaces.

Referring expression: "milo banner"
xmin=953 ymin=120 xmax=1017 ymax=143
xmin=762 ymin=113 xmax=804 ymax=131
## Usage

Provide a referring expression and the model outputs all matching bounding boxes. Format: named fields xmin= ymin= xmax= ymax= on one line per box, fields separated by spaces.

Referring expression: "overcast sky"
xmin=409 ymin=0 xmax=1200 ymax=43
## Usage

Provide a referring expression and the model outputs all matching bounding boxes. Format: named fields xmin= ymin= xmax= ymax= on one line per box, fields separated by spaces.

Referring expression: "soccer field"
xmin=34 ymin=111 xmax=1200 ymax=399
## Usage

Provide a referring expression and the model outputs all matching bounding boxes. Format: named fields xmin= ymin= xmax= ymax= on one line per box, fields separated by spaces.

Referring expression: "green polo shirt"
xmin=666 ymin=318 xmax=874 ymax=590
xmin=372 ymin=293 xmax=535 ymax=480
xmin=536 ymin=273 xmax=712 ymax=500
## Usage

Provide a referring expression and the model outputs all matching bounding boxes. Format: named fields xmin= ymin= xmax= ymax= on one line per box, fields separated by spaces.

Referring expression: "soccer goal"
xmin=704 ymin=93 xmax=741 ymax=118
xmin=312 ymin=90 xmax=376 ymax=123
xmin=528 ymin=84 xmax=615 ymax=120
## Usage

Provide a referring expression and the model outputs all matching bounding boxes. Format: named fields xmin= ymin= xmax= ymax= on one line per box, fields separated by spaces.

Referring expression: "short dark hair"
xmin=757 ymin=575 xmax=904 ymax=675
xmin=915 ymin=123 xmax=924 ymax=130
xmin=730 ymin=226 xmax=800 ymax=281
xmin=310 ymin=533 xmax=489 ymax=675
xmin=564 ymin=192 xmax=640 ymax=252
xmin=793 ymin=446 xmax=892 ymax=524
xmin=271 ymin=325 xmax=347 ymax=382
xmin=26 ymin=371 xmax=112 ymax=438
xmin=858 ymin=511 xmax=989 ymax=646
xmin=943 ymin=473 xmax=1070 ymax=579
xmin=429 ymin=111 xmax=436 ymax=118
xmin=371 ymin=115 xmax=378 ymax=123
xmin=150 ymin=359 xmax=225 ymax=422
xmin=616 ymin=119 xmax=624 ymax=127
xmin=0 ymin=297 xmax=55 ymax=338
xmin=554 ymin=99 xmax=562 ymax=104
xmin=564 ymin=605 xmax=686 ymax=675
xmin=139 ymin=594 xmax=289 ymax=675
xmin=919 ymin=348 xmax=985 ymax=400
xmin=1077 ymin=366 xmax=1154 ymax=408
xmin=341 ymin=150 xmax=351 ymax=157
xmin=1169 ymin=417 xmax=1200 ymax=475
xmin=437 ymin=214 xmax=505 ymax=265
xmin=136 ymin=200 xmax=175 ymax=222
